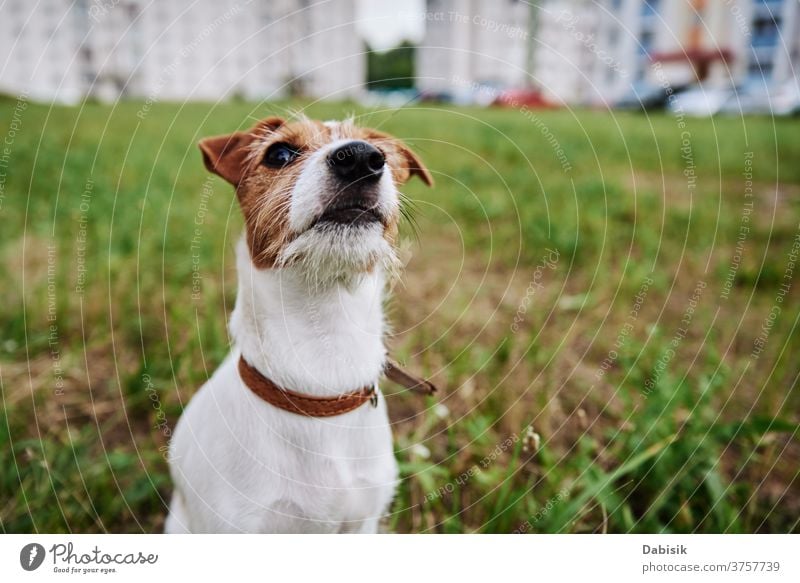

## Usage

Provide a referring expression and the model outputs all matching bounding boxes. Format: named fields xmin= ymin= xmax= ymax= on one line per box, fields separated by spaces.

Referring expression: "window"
xmin=748 ymin=0 xmax=785 ymax=80
xmin=642 ymin=0 xmax=660 ymax=17
xmin=752 ymin=14 xmax=780 ymax=47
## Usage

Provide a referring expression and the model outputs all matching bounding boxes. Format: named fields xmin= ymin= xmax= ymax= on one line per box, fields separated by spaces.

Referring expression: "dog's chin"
xmin=277 ymin=221 xmax=397 ymax=289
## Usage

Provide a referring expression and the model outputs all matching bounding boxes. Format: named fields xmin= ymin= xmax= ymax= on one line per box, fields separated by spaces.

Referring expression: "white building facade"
xmin=0 ymin=0 xmax=365 ymax=103
xmin=416 ymin=0 xmax=799 ymax=105
xmin=416 ymin=0 xmax=532 ymax=95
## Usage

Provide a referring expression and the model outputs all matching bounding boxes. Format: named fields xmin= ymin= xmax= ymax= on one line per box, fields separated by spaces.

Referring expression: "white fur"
xmin=166 ymin=129 xmax=401 ymax=533
xmin=278 ymin=223 xmax=399 ymax=290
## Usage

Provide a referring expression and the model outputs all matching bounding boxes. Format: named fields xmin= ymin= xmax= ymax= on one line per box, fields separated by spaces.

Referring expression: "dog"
xmin=165 ymin=116 xmax=433 ymax=533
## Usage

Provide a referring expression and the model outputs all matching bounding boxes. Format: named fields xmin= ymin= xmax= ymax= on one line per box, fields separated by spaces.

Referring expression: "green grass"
xmin=1 ymin=99 xmax=798 ymax=533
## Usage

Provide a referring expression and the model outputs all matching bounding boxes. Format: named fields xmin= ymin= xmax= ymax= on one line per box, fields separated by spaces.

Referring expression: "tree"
xmin=366 ymin=40 xmax=416 ymax=90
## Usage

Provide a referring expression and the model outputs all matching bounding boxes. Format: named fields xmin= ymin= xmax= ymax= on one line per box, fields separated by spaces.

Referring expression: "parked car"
xmin=720 ymin=80 xmax=800 ymax=116
xmin=492 ymin=88 xmax=553 ymax=108
xmin=668 ymin=85 xmax=738 ymax=116
xmin=418 ymin=90 xmax=454 ymax=104
xmin=772 ymin=81 xmax=800 ymax=116
xmin=360 ymin=89 xmax=420 ymax=108
xmin=615 ymin=81 xmax=687 ymax=111
xmin=465 ymin=81 xmax=505 ymax=107
xmin=418 ymin=82 xmax=507 ymax=107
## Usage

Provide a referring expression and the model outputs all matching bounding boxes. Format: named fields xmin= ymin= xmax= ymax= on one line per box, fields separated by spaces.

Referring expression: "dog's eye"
xmin=263 ymin=143 xmax=300 ymax=168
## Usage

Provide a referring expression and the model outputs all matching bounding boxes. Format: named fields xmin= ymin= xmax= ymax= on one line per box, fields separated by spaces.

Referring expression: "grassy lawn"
xmin=1 ymin=98 xmax=798 ymax=533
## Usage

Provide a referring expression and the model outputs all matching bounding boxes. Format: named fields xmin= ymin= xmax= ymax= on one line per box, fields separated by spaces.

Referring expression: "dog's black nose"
xmin=327 ymin=140 xmax=385 ymax=183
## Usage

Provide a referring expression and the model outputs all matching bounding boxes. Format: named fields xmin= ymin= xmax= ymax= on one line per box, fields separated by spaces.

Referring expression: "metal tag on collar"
xmin=369 ymin=386 xmax=379 ymax=408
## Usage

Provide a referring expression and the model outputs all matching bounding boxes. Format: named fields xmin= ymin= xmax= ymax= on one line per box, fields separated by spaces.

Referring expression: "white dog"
xmin=165 ymin=116 xmax=433 ymax=533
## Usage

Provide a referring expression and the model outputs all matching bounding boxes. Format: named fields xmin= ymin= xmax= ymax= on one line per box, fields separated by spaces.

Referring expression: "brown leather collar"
xmin=238 ymin=356 xmax=437 ymax=417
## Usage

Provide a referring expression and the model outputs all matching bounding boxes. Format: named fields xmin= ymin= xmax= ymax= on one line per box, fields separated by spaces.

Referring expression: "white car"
xmin=772 ymin=81 xmax=800 ymax=115
xmin=669 ymin=86 xmax=737 ymax=117
xmin=720 ymin=80 xmax=800 ymax=116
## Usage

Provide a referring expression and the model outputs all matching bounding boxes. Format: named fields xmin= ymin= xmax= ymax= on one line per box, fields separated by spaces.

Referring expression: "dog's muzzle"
xmin=316 ymin=141 xmax=387 ymax=227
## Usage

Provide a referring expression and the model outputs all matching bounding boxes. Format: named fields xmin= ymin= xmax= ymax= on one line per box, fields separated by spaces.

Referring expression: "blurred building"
xmin=416 ymin=0 xmax=532 ymax=95
xmin=587 ymin=0 xmax=799 ymax=104
xmin=417 ymin=0 xmax=799 ymax=105
xmin=0 ymin=0 xmax=364 ymax=104
xmin=534 ymin=0 xmax=602 ymax=105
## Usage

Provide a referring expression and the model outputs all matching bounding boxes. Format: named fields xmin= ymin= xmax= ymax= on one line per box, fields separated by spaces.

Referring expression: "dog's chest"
xmin=256 ymin=415 xmax=398 ymax=530
xmin=171 ymin=359 xmax=398 ymax=533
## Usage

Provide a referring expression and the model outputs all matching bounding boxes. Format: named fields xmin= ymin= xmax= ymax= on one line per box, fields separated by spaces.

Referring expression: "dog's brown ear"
xmin=398 ymin=142 xmax=434 ymax=187
xmin=198 ymin=132 xmax=252 ymax=186
xmin=198 ymin=117 xmax=285 ymax=186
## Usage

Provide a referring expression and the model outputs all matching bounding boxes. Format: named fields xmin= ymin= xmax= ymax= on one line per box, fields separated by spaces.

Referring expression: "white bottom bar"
xmin=1 ymin=534 xmax=796 ymax=582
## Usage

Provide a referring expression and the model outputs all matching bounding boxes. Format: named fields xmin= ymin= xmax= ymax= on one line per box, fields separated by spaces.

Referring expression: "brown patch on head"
xmin=198 ymin=116 xmax=433 ymax=269
xmin=199 ymin=116 xmax=332 ymax=268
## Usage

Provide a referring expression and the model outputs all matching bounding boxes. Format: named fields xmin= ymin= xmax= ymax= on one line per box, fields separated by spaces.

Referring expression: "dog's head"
xmin=199 ymin=116 xmax=432 ymax=284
